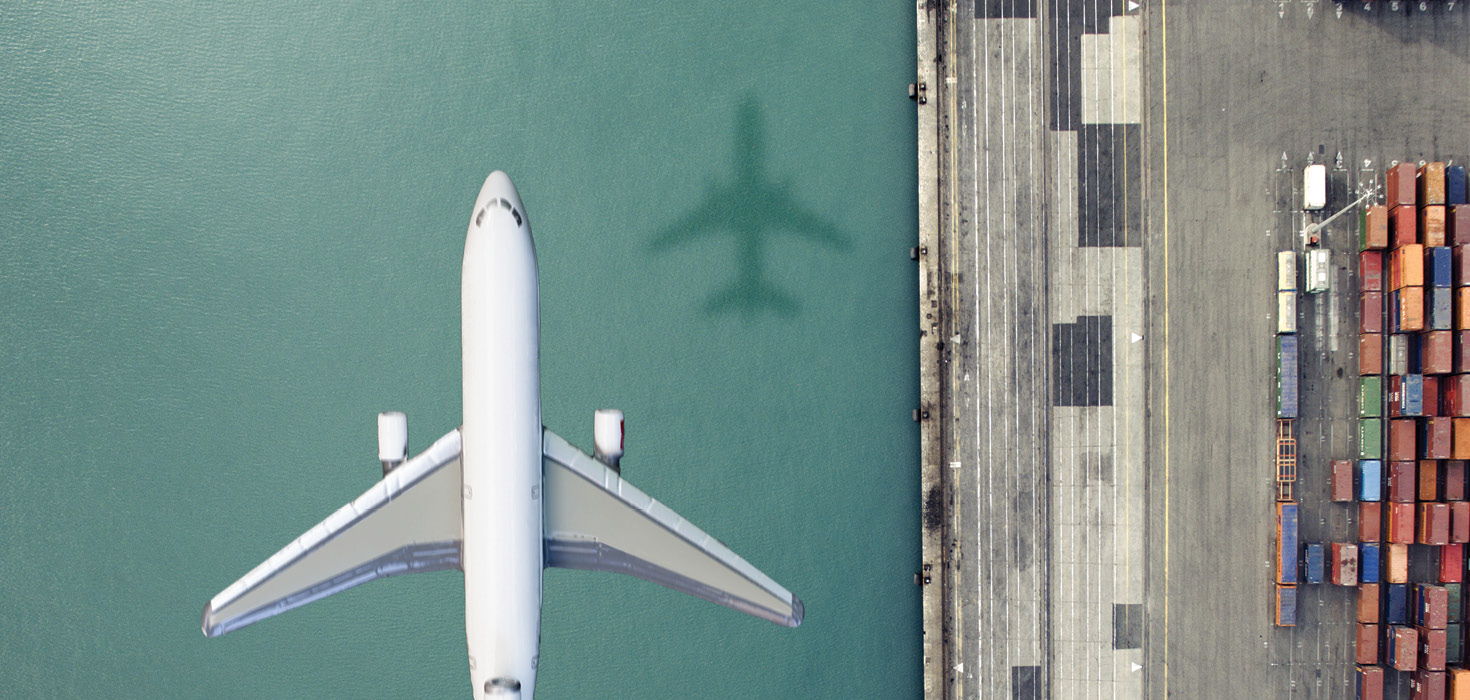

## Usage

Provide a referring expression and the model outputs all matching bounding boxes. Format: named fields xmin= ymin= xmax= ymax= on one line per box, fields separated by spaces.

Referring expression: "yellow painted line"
xmin=1159 ymin=0 xmax=1171 ymax=696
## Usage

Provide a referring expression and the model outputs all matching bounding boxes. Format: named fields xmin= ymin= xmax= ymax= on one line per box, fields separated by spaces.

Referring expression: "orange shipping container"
xmin=1423 ymin=460 xmax=1443 ymax=500
xmin=1388 ymin=542 xmax=1411 ymax=583
xmin=1423 ymin=162 xmax=1448 ymax=206
xmin=1362 ymin=502 xmax=1384 ymax=542
xmin=1460 ymin=289 xmax=1470 ymax=329
xmin=1451 ymin=667 xmax=1470 ymax=699
xmin=1395 ymin=244 xmax=1427 ymax=289
xmin=1364 ymin=204 xmax=1390 ymax=250
xmin=1454 ymin=502 xmax=1470 ymax=543
xmin=1360 ymin=583 xmax=1382 ymax=623
xmin=1424 ymin=206 xmax=1449 ymax=248
xmin=1456 ymin=418 xmax=1470 ymax=459
xmin=1401 ymin=286 xmax=1427 ymax=333
xmin=1357 ymin=622 xmax=1380 ymax=664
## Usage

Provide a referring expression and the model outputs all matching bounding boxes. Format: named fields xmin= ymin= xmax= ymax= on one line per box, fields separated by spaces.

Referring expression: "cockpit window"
xmin=475 ymin=208 xmax=485 ymax=226
xmin=498 ymin=199 xmax=512 ymax=211
xmin=511 ymin=208 xmax=522 ymax=226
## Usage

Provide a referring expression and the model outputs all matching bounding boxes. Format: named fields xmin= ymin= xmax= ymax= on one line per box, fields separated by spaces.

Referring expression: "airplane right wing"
xmin=541 ymin=428 xmax=803 ymax=627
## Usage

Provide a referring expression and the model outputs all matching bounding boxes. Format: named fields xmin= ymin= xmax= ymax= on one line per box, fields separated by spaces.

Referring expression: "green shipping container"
xmin=1450 ymin=622 xmax=1464 ymax=665
xmin=1359 ymin=418 xmax=1383 ymax=460
xmin=1359 ymin=376 xmax=1383 ymax=418
xmin=1449 ymin=583 xmax=1463 ymax=625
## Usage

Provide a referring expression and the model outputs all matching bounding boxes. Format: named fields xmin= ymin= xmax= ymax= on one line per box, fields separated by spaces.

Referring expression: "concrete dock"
xmin=916 ymin=1 xmax=1470 ymax=698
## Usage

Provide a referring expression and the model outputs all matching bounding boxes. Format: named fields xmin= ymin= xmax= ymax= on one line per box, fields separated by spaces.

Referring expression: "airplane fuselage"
xmin=461 ymin=172 xmax=542 ymax=698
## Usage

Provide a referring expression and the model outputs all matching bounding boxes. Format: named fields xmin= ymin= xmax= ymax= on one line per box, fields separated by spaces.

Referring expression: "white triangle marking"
xmin=1131 ymin=662 xmax=1143 ymax=672
xmin=1131 ymin=333 xmax=1143 ymax=343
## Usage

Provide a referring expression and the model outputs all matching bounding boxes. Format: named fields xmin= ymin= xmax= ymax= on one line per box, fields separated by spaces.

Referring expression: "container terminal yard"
xmin=914 ymin=1 xmax=1470 ymax=698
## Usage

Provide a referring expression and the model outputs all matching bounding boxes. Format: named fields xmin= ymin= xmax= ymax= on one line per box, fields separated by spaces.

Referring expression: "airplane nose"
xmin=482 ymin=171 xmax=523 ymax=212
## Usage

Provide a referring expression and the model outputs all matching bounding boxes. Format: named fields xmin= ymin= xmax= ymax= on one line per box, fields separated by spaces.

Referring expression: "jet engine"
xmin=378 ymin=411 xmax=408 ymax=476
xmin=593 ymin=409 xmax=624 ymax=473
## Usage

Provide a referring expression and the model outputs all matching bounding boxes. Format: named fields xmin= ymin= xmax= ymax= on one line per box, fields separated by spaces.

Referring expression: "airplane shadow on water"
xmin=649 ymin=96 xmax=847 ymax=317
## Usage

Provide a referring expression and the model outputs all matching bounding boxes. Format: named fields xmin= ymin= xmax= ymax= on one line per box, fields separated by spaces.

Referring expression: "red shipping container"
xmin=1360 ymin=666 xmax=1385 ymax=700
xmin=1396 ymin=244 xmax=1428 ymax=289
xmin=1421 ymin=626 xmax=1449 ymax=670
xmin=1445 ymin=461 xmax=1468 ymax=501
xmin=1448 ymin=376 xmax=1470 ymax=417
xmin=1455 ymin=245 xmax=1470 ymax=287
xmin=1427 ymin=376 xmax=1443 ymax=414
xmin=1362 ymin=250 xmax=1385 ymax=291
xmin=1401 ymin=286 xmax=1427 ymax=332
xmin=1394 ymin=625 xmax=1421 ymax=670
xmin=1396 ymin=206 xmax=1421 ymax=248
xmin=1364 ymin=205 xmax=1390 ymax=250
xmin=1423 ymin=162 xmax=1448 ymax=206
xmin=1420 ymin=584 xmax=1450 ymax=629
xmin=1392 ymin=502 xmax=1419 ymax=543
xmin=1360 ymin=583 xmax=1383 ymax=623
xmin=1428 ymin=332 xmax=1456 ymax=374
xmin=1392 ymin=374 xmax=1409 ymax=418
xmin=1426 ymin=419 xmax=1454 ymax=460
xmin=1454 ymin=502 xmax=1470 ymax=543
xmin=1357 ymin=622 xmax=1380 ymax=664
xmin=1362 ymin=333 xmax=1385 ymax=375
xmin=1394 ymin=419 xmax=1420 ymax=461
xmin=1389 ymin=162 xmax=1418 ymax=208
xmin=1441 ymin=543 xmax=1465 ymax=584
xmin=1425 ymin=206 xmax=1449 ymax=248
xmin=1389 ymin=543 xmax=1411 ymax=583
xmin=1453 ymin=206 xmax=1470 ymax=247
xmin=1424 ymin=460 xmax=1445 ymax=499
xmin=1415 ymin=670 xmax=1447 ymax=700
xmin=1392 ymin=461 xmax=1420 ymax=502
xmin=1332 ymin=459 xmax=1355 ymax=501
xmin=1423 ymin=503 xmax=1452 ymax=545
xmin=1363 ymin=292 xmax=1385 ymax=334
xmin=1362 ymin=502 xmax=1384 ymax=542
xmin=1456 ymin=418 xmax=1470 ymax=459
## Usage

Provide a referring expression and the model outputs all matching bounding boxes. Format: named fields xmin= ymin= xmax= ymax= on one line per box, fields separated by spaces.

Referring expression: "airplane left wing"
xmin=541 ymin=428 xmax=803 ymax=627
xmin=201 ymin=429 xmax=464 ymax=637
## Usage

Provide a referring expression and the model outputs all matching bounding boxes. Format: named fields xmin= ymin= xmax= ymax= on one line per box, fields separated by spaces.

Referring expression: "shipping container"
xmin=1334 ymin=543 xmax=1360 ymax=586
xmin=1457 ymin=246 xmax=1470 ymax=287
xmin=1391 ymin=461 xmax=1418 ymax=502
xmin=1361 ymin=583 xmax=1383 ymax=623
xmin=1441 ymin=543 xmax=1464 ymax=584
xmin=1359 ymin=665 xmax=1385 ymax=700
xmin=1449 ymin=622 xmax=1464 ymax=665
xmin=1278 ymin=250 xmax=1298 ymax=291
xmin=1362 ymin=333 xmax=1385 ymax=375
xmin=1455 ymin=502 xmax=1470 ymax=543
xmin=1278 ymin=336 xmax=1299 ymax=418
xmin=1456 ymin=206 xmax=1470 ymax=247
xmin=1425 ymin=460 xmax=1445 ymax=500
xmin=1422 ymin=503 xmax=1452 ymax=546
xmin=1453 ymin=668 xmax=1470 ymax=699
xmin=1390 ymin=163 xmax=1418 ymax=208
xmin=1433 ymin=287 xmax=1455 ymax=331
xmin=1447 ymin=461 xmax=1468 ymax=501
xmin=1429 ymin=332 xmax=1455 ymax=374
xmin=1395 ymin=333 xmax=1412 ymax=375
xmin=1412 ymin=334 xmax=1427 ymax=375
xmin=1421 ymin=627 xmax=1449 ymax=671
xmin=1460 ymin=333 xmax=1470 ymax=372
xmin=1307 ymin=248 xmax=1330 ymax=293
xmin=1365 ymin=292 xmax=1386 ymax=334
xmin=1460 ymin=289 xmax=1470 ymax=329
xmin=1449 ymin=166 xmax=1468 ymax=207
xmin=1389 ymin=542 xmax=1411 ymax=583
xmin=1428 ymin=376 xmax=1442 ymax=414
xmin=1432 ymin=245 xmax=1455 ymax=286
xmin=1397 ymin=244 xmax=1429 ymax=289
xmin=1277 ymin=503 xmax=1299 ymax=584
xmin=1425 ymin=419 xmax=1453 ymax=460
xmin=1279 ymin=291 xmax=1298 ymax=334
xmin=1393 ymin=419 xmax=1418 ymax=461
xmin=1307 ymin=543 xmax=1328 ymax=584
xmin=1423 ymin=163 xmax=1449 ymax=206
xmin=1356 ymin=622 xmax=1379 ymax=664
xmin=1361 ymin=250 xmax=1385 ymax=291
xmin=1394 ymin=625 xmax=1421 ymax=670
xmin=1360 ymin=377 xmax=1383 ymax=418
xmin=1274 ymin=584 xmax=1297 ymax=627
xmin=1427 ymin=208 xmax=1450 ymax=248
xmin=1396 ymin=205 xmax=1421 ymax=248
xmin=1364 ymin=204 xmax=1391 ymax=250
xmin=1450 ymin=584 xmax=1464 ymax=624
xmin=1362 ymin=542 xmax=1382 ymax=584
xmin=1417 ymin=670 xmax=1448 ymax=699
xmin=1332 ymin=459 xmax=1356 ymax=501
xmin=1362 ymin=501 xmax=1384 ymax=540
xmin=1448 ymin=376 xmax=1470 ymax=417
xmin=1304 ymin=164 xmax=1327 ymax=210
xmin=1391 ymin=502 xmax=1417 ymax=543
xmin=1394 ymin=375 xmax=1427 ymax=417
xmin=1398 ymin=286 xmax=1428 ymax=333
xmin=1362 ymin=418 xmax=1385 ymax=460
xmin=1457 ymin=419 xmax=1470 ymax=459
xmin=1390 ymin=583 xmax=1412 ymax=624
xmin=1420 ymin=584 xmax=1451 ymax=629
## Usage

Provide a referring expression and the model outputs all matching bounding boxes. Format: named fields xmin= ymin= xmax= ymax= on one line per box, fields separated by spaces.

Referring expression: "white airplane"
xmin=201 ymin=171 xmax=803 ymax=699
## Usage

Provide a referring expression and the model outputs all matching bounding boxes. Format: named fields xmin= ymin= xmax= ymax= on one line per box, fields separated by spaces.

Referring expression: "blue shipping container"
xmin=1278 ymin=336 xmax=1299 ymax=418
xmin=1358 ymin=459 xmax=1383 ymax=501
xmin=1408 ymin=334 xmax=1424 ymax=374
xmin=1449 ymin=165 xmax=1468 ymax=206
xmin=1278 ymin=503 xmax=1299 ymax=585
xmin=1401 ymin=374 xmax=1425 ymax=416
xmin=1304 ymin=543 xmax=1326 ymax=584
xmin=1431 ymin=246 xmax=1454 ymax=287
xmin=1361 ymin=543 xmax=1381 ymax=584
xmin=1432 ymin=286 xmax=1454 ymax=330
xmin=1387 ymin=583 xmax=1410 ymax=625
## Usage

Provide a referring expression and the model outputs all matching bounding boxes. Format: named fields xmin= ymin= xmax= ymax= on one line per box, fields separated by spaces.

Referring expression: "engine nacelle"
xmin=378 ymin=411 xmax=408 ymax=476
xmin=593 ymin=409 xmax=624 ymax=473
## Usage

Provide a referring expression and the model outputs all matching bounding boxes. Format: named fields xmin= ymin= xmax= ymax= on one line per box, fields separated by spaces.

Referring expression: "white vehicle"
xmin=1278 ymin=291 xmax=1298 ymax=334
xmin=1304 ymin=164 xmax=1327 ymax=211
xmin=1277 ymin=250 xmax=1298 ymax=292
xmin=201 ymin=172 xmax=803 ymax=699
xmin=1306 ymin=248 xmax=1330 ymax=294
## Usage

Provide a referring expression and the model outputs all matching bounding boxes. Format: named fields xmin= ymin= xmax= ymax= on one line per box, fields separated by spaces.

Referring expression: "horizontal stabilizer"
xmin=202 ymin=430 xmax=464 ymax=637
xmin=541 ymin=429 xmax=802 ymax=627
